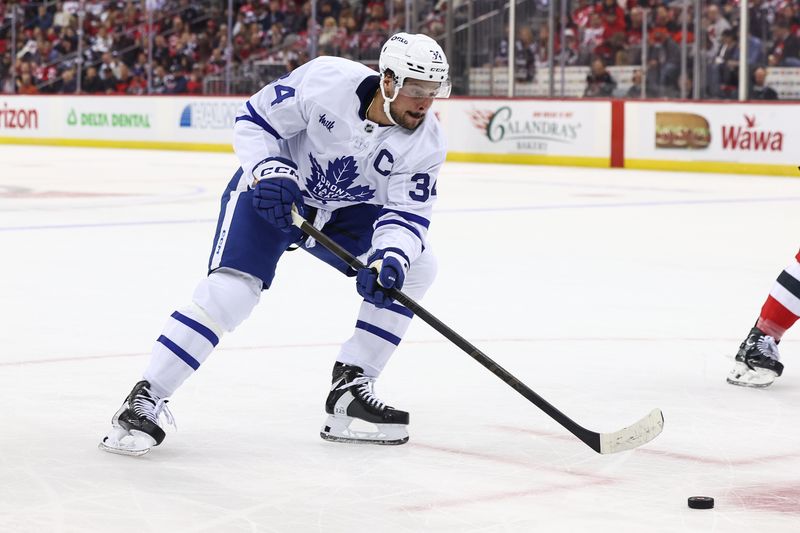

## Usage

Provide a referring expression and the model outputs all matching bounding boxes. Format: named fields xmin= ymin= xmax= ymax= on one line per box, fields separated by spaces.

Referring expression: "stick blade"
xmin=599 ymin=408 xmax=664 ymax=454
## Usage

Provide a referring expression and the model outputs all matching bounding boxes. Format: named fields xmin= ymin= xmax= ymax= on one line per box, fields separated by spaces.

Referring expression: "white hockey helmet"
xmin=378 ymin=32 xmax=451 ymax=100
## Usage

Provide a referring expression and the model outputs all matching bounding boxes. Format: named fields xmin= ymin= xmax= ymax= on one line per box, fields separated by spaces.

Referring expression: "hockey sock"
xmin=337 ymin=301 xmax=415 ymax=377
xmin=144 ymin=304 xmax=224 ymax=398
xmin=143 ymin=269 xmax=262 ymax=397
xmin=756 ymin=256 xmax=800 ymax=341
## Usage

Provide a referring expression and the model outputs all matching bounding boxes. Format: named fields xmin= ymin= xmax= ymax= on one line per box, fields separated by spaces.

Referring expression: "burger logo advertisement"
xmin=655 ymin=112 xmax=710 ymax=149
xmin=469 ymin=107 xmax=581 ymax=151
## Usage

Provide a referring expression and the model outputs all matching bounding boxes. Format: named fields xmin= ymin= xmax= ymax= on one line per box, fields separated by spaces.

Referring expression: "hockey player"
xmin=728 ymin=250 xmax=800 ymax=387
xmin=100 ymin=33 xmax=451 ymax=455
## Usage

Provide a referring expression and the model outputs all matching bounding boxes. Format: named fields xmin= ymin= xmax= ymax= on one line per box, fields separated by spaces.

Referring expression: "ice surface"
xmin=1 ymin=145 xmax=800 ymax=532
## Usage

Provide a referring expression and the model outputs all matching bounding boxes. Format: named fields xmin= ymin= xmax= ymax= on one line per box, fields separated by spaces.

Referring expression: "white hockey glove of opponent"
xmin=251 ymin=156 xmax=305 ymax=232
xmin=356 ymin=248 xmax=410 ymax=308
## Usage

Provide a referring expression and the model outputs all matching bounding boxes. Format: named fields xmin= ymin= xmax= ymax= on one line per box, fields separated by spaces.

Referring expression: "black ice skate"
xmin=321 ymin=363 xmax=409 ymax=445
xmin=98 ymin=380 xmax=175 ymax=456
xmin=727 ymin=327 xmax=784 ymax=388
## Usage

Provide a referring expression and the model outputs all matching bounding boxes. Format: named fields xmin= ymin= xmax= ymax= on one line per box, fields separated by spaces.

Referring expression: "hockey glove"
xmin=356 ymin=249 xmax=409 ymax=308
xmin=252 ymin=157 xmax=305 ymax=232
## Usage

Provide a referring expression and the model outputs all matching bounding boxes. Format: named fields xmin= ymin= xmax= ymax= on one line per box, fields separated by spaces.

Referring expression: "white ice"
xmin=1 ymin=145 xmax=799 ymax=532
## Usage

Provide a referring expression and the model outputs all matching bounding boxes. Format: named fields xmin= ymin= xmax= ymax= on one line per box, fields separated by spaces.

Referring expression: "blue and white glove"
xmin=251 ymin=156 xmax=305 ymax=232
xmin=356 ymin=249 xmax=409 ymax=308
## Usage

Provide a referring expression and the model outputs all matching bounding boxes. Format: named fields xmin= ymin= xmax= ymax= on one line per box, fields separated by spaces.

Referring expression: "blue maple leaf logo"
xmin=305 ymin=153 xmax=375 ymax=204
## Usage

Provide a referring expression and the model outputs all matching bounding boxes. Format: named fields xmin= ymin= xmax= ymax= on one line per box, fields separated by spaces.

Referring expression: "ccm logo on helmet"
xmin=390 ymin=35 xmax=409 ymax=44
xmin=430 ymin=67 xmax=447 ymax=72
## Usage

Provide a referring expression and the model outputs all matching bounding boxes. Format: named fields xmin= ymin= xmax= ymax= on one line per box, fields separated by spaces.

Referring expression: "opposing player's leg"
xmin=728 ymin=252 xmax=800 ymax=388
xmin=100 ymin=169 xmax=301 ymax=455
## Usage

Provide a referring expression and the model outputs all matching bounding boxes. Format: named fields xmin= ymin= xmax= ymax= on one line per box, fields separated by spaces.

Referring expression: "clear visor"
xmin=396 ymin=77 xmax=452 ymax=99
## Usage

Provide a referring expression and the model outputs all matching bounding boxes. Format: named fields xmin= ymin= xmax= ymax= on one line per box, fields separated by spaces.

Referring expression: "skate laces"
xmin=340 ymin=376 xmax=387 ymax=410
xmin=133 ymin=388 xmax=177 ymax=429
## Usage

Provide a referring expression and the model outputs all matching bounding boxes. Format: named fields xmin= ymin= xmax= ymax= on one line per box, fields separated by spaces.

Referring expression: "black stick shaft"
xmin=295 ymin=216 xmax=602 ymax=453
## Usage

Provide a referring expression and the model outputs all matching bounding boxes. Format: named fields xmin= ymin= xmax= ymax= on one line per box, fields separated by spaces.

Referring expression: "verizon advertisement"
xmin=435 ymin=99 xmax=611 ymax=162
xmin=626 ymin=102 xmax=796 ymax=166
xmin=0 ymin=99 xmax=44 ymax=136
xmin=0 ymin=96 xmax=244 ymax=147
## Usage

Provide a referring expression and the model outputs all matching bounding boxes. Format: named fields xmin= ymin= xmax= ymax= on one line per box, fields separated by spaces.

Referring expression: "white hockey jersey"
xmin=233 ymin=56 xmax=447 ymax=266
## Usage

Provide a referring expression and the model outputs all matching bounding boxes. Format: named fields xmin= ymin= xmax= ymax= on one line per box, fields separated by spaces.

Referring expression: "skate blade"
xmin=320 ymin=432 xmax=409 ymax=445
xmin=98 ymin=428 xmax=155 ymax=456
xmin=727 ymin=363 xmax=777 ymax=388
xmin=320 ymin=415 xmax=408 ymax=446
xmin=726 ymin=377 xmax=774 ymax=388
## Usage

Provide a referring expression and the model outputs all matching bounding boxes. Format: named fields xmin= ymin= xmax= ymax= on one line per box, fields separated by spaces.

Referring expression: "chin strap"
xmin=379 ymin=81 xmax=399 ymax=126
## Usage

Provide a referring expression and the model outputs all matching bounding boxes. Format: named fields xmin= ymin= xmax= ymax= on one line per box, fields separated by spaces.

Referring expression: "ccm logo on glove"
xmin=252 ymin=156 xmax=301 ymax=182
xmin=251 ymin=157 xmax=305 ymax=232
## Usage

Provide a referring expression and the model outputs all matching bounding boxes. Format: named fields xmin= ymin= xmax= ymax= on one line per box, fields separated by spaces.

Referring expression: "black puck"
xmin=688 ymin=496 xmax=714 ymax=509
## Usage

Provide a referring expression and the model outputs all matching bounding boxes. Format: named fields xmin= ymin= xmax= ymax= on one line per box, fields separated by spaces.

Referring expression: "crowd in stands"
xmin=0 ymin=0 xmax=796 ymax=98
xmin=0 ymin=0 xmax=422 ymax=95
xmin=493 ymin=0 xmax=796 ymax=99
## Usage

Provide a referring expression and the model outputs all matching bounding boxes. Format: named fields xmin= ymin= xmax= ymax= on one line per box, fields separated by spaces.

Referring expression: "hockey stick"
xmin=291 ymin=208 xmax=663 ymax=454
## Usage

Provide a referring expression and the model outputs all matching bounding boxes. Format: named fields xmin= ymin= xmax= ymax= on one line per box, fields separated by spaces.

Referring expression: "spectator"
xmin=150 ymin=64 xmax=167 ymax=94
xmin=53 ymin=2 xmax=73 ymax=29
xmin=318 ymin=0 xmax=342 ymax=26
xmin=186 ymin=64 xmax=203 ymax=94
xmin=17 ymin=72 xmax=39 ymax=94
xmin=646 ymin=29 xmax=680 ymax=97
xmin=709 ymin=28 xmax=740 ymax=98
xmin=91 ymin=25 xmax=113 ymax=56
xmin=749 ymin=0 xmax=772 ymax=43
xmin=706 ymin=5 xmax=732 ymax=58
xmin=747 ymin=33 xmax=767 ymax=68
xmin=584 ymin=57 xmax=616 ymax=96
xmin=583 ymin=12 xmax=606 ymax=53
xmin=664 ymin=73 xmax=695 ymax=99
xmin=131 ymin=52 xmax=149 ymax=79
xmin=53 ymin=67 xmax=78 ymax=94
xmin=595 ymin=31 xmax=628 ymax=66
xmin=533 ymin=24 xmax=552 ymax=72
xmin=164 ymin=65 xmax=188 ymax=94
xmin=99 ymin=51 xmax=121 ymax=79
xmin=572 ymin=0 xmax=594 ymax=29
xmin=81 ymin=65 xmax=104 ymax=93
xmin=750 ymin=66 xmax=779 ymax=99
xmin=113 ymin=63 xmax=133 ymax=93
xmin=555 ymin=28 xmax=585 ymax=66
xmin=598 ymin=0 xmax=626 ymax=36
xmin=625 ymin=68 xmax=658 ymax=98
xmin=768 ymin=21 xmax=800 ymax=66
xmin=262 ymin=0 xmax=286 ymax=31
xmin=31 ymin=5 xmax=55 ymax=32
xmin=625 ymin=68 xmax=645 ymax=98
xmin=494 ymin=25 xmax=536 ymax=81
xmin=319 ymin=16 xmax=341 ymax=55
xmin=100 ymin=65 xmax=119 ymax=93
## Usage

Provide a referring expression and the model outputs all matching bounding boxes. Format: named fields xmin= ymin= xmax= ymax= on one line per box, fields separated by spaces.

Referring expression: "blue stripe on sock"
xmin=386 ymin=303 xmax=414 ymax=318
xmin=171 ymin=311 xmax=219 ymax=346
xmin=157 ymin=335 xmax=201 ymax=370
xmin=355 ymin=320 xmax=402 ymax=345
